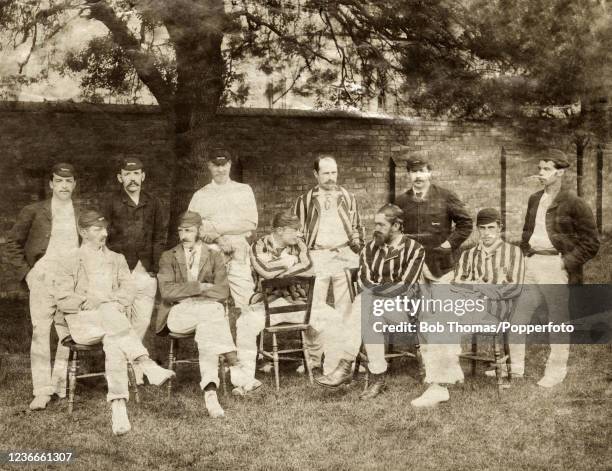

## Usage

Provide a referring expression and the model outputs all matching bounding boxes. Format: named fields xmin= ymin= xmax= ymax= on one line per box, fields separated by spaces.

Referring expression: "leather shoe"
xmin=315 ymin=359 xmax=353 ymax=388
xmin=359 ymin=373 xmax=386 ymax=400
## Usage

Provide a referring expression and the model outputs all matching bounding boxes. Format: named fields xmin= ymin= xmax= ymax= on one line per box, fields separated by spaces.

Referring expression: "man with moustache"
xmin=410 ymin=208 xmax=525 ymax=408
xmin=510 ymin=150 xmax=598 ymax=388
xmin=54 ymin=210 xmax=175 ymax=435
xmin=316 ymin=204 xmax=425 ymax=399
xmin=5 ymin=163 xmax=79 ymax=410
xmin=293 ymin=155 xmax=364 ymax=372
xmin=230 ymin=211 xmax=343 ymax=395
xmin=156 ymin=211 xmax=232 ymax=418
xmin=188 ymin=149 xmax=257 ymax=313
xmin=104 ymin=157 xmax=167 ymax=383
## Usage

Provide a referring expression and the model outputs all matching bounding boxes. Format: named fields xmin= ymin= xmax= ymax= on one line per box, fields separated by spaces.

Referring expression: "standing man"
xmin=293 ymin=155 xmax=364 ymax=371
xmin=156 ymin=211 xmax=232 ymax=418
xmin=104 ymin=157 xmax=167 ymax=382
xmin=5 ymin=163 xmax=79 ymax=410
xmin=54 ymin=210 xmax=175 ymax=436
xmin=411 ymin=208 xmax=524 ymax=408
xmin=315 ymin=204 xmax=425 ymax=399
xmin=510 ymin=150 xmax=599 ymax=388
xmin=395 ymin=156 xmax=473 ymax=281
xmin=188 ymin=149 xmax=257 ymax=312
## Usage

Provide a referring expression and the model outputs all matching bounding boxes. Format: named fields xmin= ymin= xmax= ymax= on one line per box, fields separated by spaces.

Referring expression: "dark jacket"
xmin=155 ymin=244 xmax=230 ymax=334
xmin=4 ymin=199 xmax=80 ymax=281
xmin=104 ymin=189 xmax=168 ymax=273
xmin=396 ymin=184 xmax=473 ymax=278
xmin=520 ymin=189 xmax=599 ymax=284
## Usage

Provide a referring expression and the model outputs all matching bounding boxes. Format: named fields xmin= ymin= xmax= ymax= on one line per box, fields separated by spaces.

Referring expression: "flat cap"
xmin=120 ymin=157 xmax=144 ymax=171
xmin=51 ymin=162 xmax=76 ymax=178
xmin=272 ymin=211 xmax=301 ymax=230
xmin=405 ymin=157 xmax=431 ymax=172
xmin=178 ymin=211 xmax=202 ymax=228
xmin=536 ymin=149 xmax=570 ymax=169
xmin=476 ymin=207 xmax=501 ymax=226
xmin=78 ymin=209 xmax=108 ymax=229
xmin=206 ymin=149 xmax=232 ymax=166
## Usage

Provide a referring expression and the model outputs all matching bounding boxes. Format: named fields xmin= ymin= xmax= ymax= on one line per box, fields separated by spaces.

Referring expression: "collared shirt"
xmin=183 ymin=242 xmax=202 ymax=282
xmin=529 ymin=192 xmax=555 ymax=251
xmin=44 ymin=199 xmax=78 ymax=262
xmin=453 ymin=240 xmax=525 ymax=319
xmin=104 ymin=189 xmax=168 ymax=273
xmin=250 ymin=233 xmax=313 ymax=303
xmin=359 ymin=235 xmax=425 ymax=298
xmin=293 ymin=185 xmax=364 ymax=250
xmin=188 ymin=179 xmax=258 ymax=243
xmin=315 ymin=190 xmax=347 ymax=248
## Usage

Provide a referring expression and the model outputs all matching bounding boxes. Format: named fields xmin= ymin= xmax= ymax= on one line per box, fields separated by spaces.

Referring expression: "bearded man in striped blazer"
xmin=411 ymin=207 xmax=525 ymax=408
xmin=316 ymin=204 xmax=425 ymax=399
xmin=293 ymin=155 xmax=364 ymax=372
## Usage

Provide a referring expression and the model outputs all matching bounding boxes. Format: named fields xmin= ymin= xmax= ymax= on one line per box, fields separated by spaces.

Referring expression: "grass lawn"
xmin=0 ymin=236 xmax=610 ymax=470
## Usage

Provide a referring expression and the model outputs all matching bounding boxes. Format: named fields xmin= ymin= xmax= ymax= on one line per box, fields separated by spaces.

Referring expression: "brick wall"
xmin=0 ymin=101 xmax=609 ymax=296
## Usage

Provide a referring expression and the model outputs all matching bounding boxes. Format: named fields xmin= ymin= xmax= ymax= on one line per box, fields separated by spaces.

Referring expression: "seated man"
xmin=411 ymin=207 xmax=525 ymax=408
xmin=54 ymin=210 xmax=175 ymax=436
xmin=156 ymin=211 xmax=233 ymax=419
xmin=230 ymin=211 xmax=342 ymax=395
xmin=316 ymin=204 xmax=425 ymax=399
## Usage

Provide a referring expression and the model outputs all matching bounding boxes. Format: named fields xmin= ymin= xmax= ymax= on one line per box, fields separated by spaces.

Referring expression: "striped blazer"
xmin=359 ymin=235 xmax=425 ymax=298
xmin=453 ymin=241 xmax=525 ymax=320
xmin=293 ymin=186 xmax=364 ymax=251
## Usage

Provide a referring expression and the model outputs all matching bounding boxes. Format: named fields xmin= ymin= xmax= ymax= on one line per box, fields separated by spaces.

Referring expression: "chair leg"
xmin=353 ymin=344 xmax=363 ymax=381
xmin=471 ymin=334 xmax=478 ymax=376
xmin=219 ymin=356 xmax=227 ymax=396
xmin=272 ymin=333 xmax=280 ymax=391
xmin=68 ymin=350 xmax=78 ymax=414
xmin=167 ymin=338 xmax=177 ymax=399
xmin=127 ymin=362 xmax=140 ymax=404
xmin=493 ymin=335 xmax=503 ymax=397
xmin=300 ymin=331 xmax=314 ymax=385
xmin=414 ymin=330 xmax=425 ymax=383
xmin=503 ymin=332 xmax=512 ymax=382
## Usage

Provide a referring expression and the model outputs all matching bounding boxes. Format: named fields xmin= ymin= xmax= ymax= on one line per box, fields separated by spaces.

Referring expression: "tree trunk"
xmin=164 ymin=0 xmax=226 ymax=246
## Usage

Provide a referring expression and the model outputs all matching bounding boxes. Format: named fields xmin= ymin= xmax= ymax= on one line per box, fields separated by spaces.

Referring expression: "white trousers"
xmin=509 ymin=254 xmax=570 ymax=376
xmin=128 ymin=262 xmax=157 ymax=339
xmin=167 ymin=300 xmax=235 ymax=389
xmin=230 ymin=298 xmax=342 ymax=387
xmin=65 ymin=303 xmax=148 ymax=401
xmin=26 ymin=259 xmax=70 ymax=397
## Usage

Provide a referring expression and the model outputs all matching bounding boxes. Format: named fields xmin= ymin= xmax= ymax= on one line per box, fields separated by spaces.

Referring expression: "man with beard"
xmin=293 ymin=155 xmax=364 ymax=372
xmin=316 ymin=204 xmax=425 ymax=399
xmin=410 ymin=208 xmax=525 ymax=408
xmin=188 ymin=149 xmax=257 ymax=313
xmin=5 ymin=163 xmax=79 ymax=410
xmin=54 ymin=210 xmax=175 ymax=435
xmin=104 ymin=157 xmax=168 ymax=383
xmin=230 ymin=211 xmax=343 ymax=395
xmin=156 ymin=211 xmax=232 ymax=418
xmin=510 ymin=150 xmax=598 ymax=388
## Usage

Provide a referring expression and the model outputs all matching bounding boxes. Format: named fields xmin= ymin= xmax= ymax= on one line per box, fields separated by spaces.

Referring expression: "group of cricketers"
xmin=5 ymin=147 xmax=600 ymax=435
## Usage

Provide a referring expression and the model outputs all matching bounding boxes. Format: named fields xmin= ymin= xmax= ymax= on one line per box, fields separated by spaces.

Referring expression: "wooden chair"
xmin=458 ymin=324 xmax=512 ymax=395
xmin=344 ymin=268 xmax=425 ymax=386
xmin=166 ymin=332 xmax=228 ymax=398
xmin=62 ymin=336 xmax=140 ymax=414
xmin=257 ymin=275 xmax=317 ymax=391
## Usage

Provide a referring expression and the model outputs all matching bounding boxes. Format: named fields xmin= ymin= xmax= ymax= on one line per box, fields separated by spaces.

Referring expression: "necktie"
xmin=324 ymin=193 xmax=332 ymax=210
xmin=415 ymin=192 xmax=423 ymax=201
xmin=188 ymin=249 xmax=196 ymax=270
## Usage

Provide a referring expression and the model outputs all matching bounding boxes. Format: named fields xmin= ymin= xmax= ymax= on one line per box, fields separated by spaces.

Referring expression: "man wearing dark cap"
xmin=230 ymin=210 xmax=343 ymax=395
xmin=54 ymin=210 xmax=175 ymax=435
xmin=156 ymin=211 xmax=233 ymax=418
xmin=5 ymin=163 xmax=80 ymax=410
xmin=188 ymin=149 xmax=257 ymax=313
xmin=104 ymin=157 xmax=168 ymax=382
xmin=510 ymin=150 xmax=599 ymax=388
xmin=411 ymin=208 xmax=525 ymax=407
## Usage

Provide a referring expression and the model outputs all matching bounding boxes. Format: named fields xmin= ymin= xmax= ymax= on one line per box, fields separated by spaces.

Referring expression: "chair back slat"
xmin=261 ymin=276 xmax=316 ymax=328
xmin=344 ymin=267 xmax=360 ymax=302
